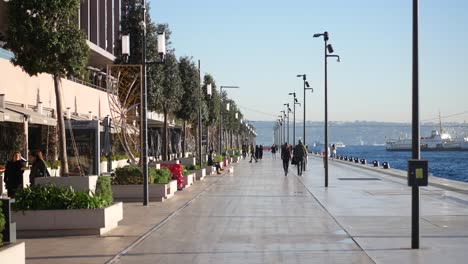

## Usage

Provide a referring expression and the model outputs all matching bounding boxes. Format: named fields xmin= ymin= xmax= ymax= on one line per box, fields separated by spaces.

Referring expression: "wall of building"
xmin=0 ymin=59 xmax=112 ymax=118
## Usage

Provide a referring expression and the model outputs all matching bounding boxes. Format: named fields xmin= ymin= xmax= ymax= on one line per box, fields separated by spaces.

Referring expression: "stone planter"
xmin=117 ymin=159 xmax=128 ymax=168
xmin=0 ymin=242 xmax=26 ymax=264
xmin=191 ymin=168 xmax=206 ymax=181
xmin=111 ymin=180 xmax=177 ymax=202
xmin=100 ymin=161 xmax=108 ymax=173
xmin=12 ymin=202 xmax=123 ymax=237
xmin=182 ymin=173 xmax=195 ymax=188
xmin=1 ymin=173 xmax=4 ymax=195
xmin=179 ymin=157 xmax=196 ymax=166
xmin=35 ymin=175 xmax=98 ymax=194
xmin=205 ymin=166 xmax=216 ymax=175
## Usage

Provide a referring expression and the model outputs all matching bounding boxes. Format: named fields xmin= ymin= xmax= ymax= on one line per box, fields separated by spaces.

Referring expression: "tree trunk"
xmin=53 ymin=74 xmax=69 ymax=176
xmin=182 ymin=120 xmax=186 ymax=157
xmin=163 ymin=108 xmax=168 ymax=161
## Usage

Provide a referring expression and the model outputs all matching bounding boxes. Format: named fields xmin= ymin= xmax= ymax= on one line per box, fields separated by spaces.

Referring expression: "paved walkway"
xmin=21 ymin=154 xmax=468 ymax=263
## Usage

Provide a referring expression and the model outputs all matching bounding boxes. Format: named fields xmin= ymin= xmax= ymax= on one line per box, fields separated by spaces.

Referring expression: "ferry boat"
xmin=332 ymin=141 xmax=346 ymax=148
xmin=386 ymin=128 xmax=468 ymax=151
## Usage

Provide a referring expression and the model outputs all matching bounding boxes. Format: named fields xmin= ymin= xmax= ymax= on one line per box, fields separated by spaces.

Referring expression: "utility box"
xmin=408 ymin=159 xmax=428 ymax=187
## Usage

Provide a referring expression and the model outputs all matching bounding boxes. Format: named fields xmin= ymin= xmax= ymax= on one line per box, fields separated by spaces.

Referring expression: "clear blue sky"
xmin=150 ymin=0 xmax=468 ymax=123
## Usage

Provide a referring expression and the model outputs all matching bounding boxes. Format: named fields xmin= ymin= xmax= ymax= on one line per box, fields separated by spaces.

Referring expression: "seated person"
xmin=207 ymin=150 xmax=222 ymax=174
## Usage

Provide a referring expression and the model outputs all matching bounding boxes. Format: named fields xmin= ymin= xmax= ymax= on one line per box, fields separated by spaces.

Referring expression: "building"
xmin=0 ymin=1 xmax=122 ymax=174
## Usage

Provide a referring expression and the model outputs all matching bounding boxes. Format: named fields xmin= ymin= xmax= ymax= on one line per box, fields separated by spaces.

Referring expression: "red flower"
xmin=160 ymin=164 xmax=184 ymax=189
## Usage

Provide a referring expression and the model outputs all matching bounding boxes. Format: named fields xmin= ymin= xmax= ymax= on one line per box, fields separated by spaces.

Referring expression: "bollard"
xmin=344 ymin=156 xmax=348 ymax=161
xmin=360 ymin=159 xmax=367 ymax=165
xmin=383 ymin=162 xmax=390 ymax=169
xmin=349 ymin=157 xmax=354 ymax=162
xmin=354 ymin=158 xmax=359 ymax=163
xmin=373 ymin=160 xmax=379 ymax=167
xmin=1 ymin=198 xmax=16 ymax=243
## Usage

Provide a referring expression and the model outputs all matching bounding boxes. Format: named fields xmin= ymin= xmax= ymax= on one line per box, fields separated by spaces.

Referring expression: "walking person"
xmin=4 ymin=151 xmax=26 ymax=197
xmin=249 ymin=143 xmax=258 ymax=163
xmin=331 ymin=144 xmax=337 ymax=160
xmin=271 ymin=144 xmax=277 ymax=160
xmin=281 ymin=143 xmax=291 ymax=176
xmin=293 ymin=140 xmax=308 ymax=176
xmin=242 ymin=144 xmax=247 ymax=159
xmin=259 ymin=145 xmax=264 ymax=160
xmin=29 ymin=150 xmax=50 ymax=185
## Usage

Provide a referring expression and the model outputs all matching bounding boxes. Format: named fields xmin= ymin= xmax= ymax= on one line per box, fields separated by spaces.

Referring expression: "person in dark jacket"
xmin=249 ymin=143 xmax=258 ymax=163
xmin=293 ymin=140 xmax=308 ymax=176
xmin=259 ymin=145 xmax=263 ymax=159
xmin=207 ymin=150 xmax=222 ymax=174
xmin=4 ymin=151 xmax=25 ymax=197
xmin=281 ymin=143 xmax=291 ymax=176
xmin=29 ymin=150 xmax=49 ymax=185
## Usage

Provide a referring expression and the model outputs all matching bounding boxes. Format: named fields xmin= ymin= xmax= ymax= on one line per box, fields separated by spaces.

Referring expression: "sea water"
xmin=309 ymin=145 xmax=468 ymax=182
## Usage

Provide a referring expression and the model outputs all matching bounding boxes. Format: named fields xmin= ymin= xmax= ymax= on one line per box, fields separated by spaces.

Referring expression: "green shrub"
xmin=12 ymin=185 xmax=112 ymax=211
xmin=186 ymin=164 xmax=201 ymax=170
xmin=214 ymin=155 xmax=223 ymax=163
xmin=95 ymin=176 xmax=113 ymax=206
xmin=154 ymin=168 xmax=171 ymax=184
xmin=182 ymin=166 xmax=189 ymax=176
xmin=0 ymin=201 xmax=5 ymax=245
xmin=113 ymin=165 xmax=156 ymax=185
xmin=112 ymin=154 xmax=129 ymax=161
xmin=45 ymin=160 xmax=61 ymax=169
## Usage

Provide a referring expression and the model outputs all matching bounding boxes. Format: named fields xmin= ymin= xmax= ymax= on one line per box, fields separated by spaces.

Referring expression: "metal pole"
xmin=324 ymin=37 xmax=329 ymax=188
xmin=198 ymin=60 xmax=203 ymax=167
xmin=411 ymin=0 xmax=420 ymax=249
xmin=219 ymin=87 xmax=223 ymax=155
xmin=285 ymin=108 xmax=290 ymax=142
xmin=141 ymin=0 xmax=149 ymax=205
xmin=293 ymin=97 xmax=296 ymax=147
xmin=303 ymin=75 xmax=306 ymax=146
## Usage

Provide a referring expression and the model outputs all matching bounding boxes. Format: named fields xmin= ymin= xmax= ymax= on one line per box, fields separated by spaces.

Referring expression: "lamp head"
xmin=313 ymin=33 xmax=322 ymax=38
xmin=327 ymin=44 xmax=334 ymax=54
xmin=305 ymin=81 xmax=310 ymax=88
xmin=324 ymin=31 xmax=329 ymax=41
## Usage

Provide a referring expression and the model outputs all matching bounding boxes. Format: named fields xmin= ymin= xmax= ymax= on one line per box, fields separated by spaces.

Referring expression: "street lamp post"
xmin=411 ymin=0 xmax=421 ymax=249
xmin=297 ymin=74 xmax=313 ymax=147
xmin=314 ymin=31 xmax=340 ymax=188
xmin=197 ymin=60 xmax=203 ymax=168
xmin=141 ymin=0 xmax=166 ymax=205
xmin=219 ymin=86 xmax=239 ymax=155
xmin=288 ymin=93 xmax=300 ymax=146
xmin=284 ymin=103 xmax=291 ymax=144
xmin=281 ymin=110 xmax=286 ymax=144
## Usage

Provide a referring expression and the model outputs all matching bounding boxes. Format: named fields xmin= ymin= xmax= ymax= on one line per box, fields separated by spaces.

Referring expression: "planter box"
xmin=35 ymin=175 xmax=98 ymax=194
xmin=0 ymin=242 xmax=26 ymax=264
xmin=179 ymin=157 xmax=196 ymax=166
xmin=148 ymin=162 xmax=161 ymax=170
xmin=111 ymin=180 xmax=177 ymax=202
xmin=12 ymin=202 xmax=123 ymax=237
xmin=159 ymin=160 xmax=180 ymax=165
xmin=1 ymin=174 xmax=4 ymax=195
xmin=205 ymin=166 xmax=216 ymax=175
xmin=191 ymin=168 xmax=206 ymax=181
xmin=182 ymin=173 xmax=195 ymax=188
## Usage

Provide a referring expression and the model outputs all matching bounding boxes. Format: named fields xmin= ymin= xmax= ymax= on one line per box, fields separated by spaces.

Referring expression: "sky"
xmin=150 ymin=0 xmax=468 ymax=123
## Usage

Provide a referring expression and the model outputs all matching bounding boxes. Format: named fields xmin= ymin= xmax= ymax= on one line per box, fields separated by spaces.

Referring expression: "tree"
xmin=176 ymin=57 xmax=200 ymax=156
xmin=150 ymin=51 xmax=182 ymax=160
xmin=6 ymin=0 xmax=89 ymax=176
xmin=202 ymin=74 xmax=220 ymax=152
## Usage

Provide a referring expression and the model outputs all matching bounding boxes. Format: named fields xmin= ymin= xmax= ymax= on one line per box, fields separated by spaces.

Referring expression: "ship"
xmin=386 ymin=115 xmax=468 ymax=151
xmin=332 ymin=141 xmax=346 ymax=148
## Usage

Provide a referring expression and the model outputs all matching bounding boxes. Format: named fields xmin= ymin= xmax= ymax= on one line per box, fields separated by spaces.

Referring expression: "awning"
xmin=6 ymin=105 xmax=57 ymax=126
xmin=0 ymin=108 xmax=24 ymax=123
